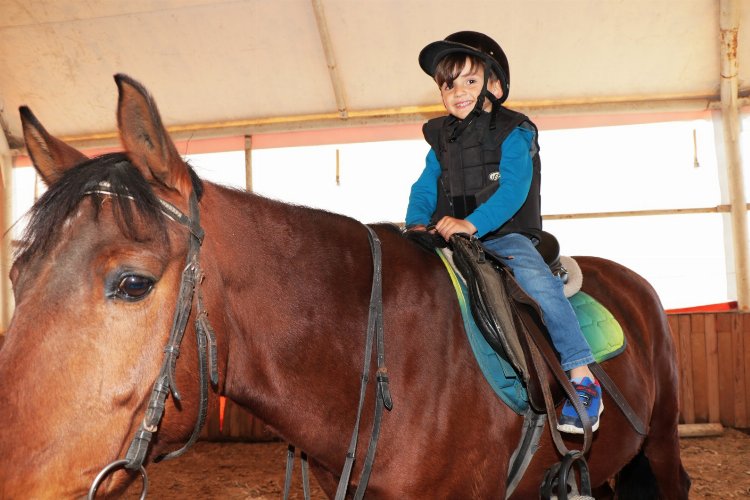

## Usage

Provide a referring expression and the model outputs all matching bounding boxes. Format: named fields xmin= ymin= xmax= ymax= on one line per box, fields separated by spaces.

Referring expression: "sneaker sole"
xmin=556 ymin=399 xmax=604 ymax=435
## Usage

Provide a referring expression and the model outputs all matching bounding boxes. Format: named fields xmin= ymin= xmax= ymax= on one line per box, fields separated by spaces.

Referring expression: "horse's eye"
xmin=116 ymin=275 xmax=154 ymax=301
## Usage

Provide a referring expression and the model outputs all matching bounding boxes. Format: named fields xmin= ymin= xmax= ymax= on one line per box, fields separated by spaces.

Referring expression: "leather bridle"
xmin=86 ymin=183 xmax=217 ymax=499
xmin=85 ymin=182 xmax=392 ymax=499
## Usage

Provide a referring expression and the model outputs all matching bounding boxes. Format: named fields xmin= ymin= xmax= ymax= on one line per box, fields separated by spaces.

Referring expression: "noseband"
xmin=87 ymin=182 xmax=217 ymax=499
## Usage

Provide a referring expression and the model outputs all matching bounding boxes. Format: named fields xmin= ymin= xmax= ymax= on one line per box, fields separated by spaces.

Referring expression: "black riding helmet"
xmin=419 ymin=31 xmax=510 ymax=105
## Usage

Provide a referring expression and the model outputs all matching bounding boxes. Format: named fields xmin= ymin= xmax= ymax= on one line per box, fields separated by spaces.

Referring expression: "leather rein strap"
xmin=87 ymin=183 xmax=218 ymax=499
xmin=284 ymin=225 xmax=393 ymax=500
xmin=286 ymin=225 xmax=392 ymax=500
xmin=333 ymin=225 xmax=393 ymax=500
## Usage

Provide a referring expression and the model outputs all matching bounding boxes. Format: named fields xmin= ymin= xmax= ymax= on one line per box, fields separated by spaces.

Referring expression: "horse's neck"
xmin=201 ymin=185 xmax=375 ymax=448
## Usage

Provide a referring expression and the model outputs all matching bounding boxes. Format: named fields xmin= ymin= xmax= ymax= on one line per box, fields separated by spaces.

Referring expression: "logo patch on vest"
xmin=489 ymin=172 xmax=500 ymax=182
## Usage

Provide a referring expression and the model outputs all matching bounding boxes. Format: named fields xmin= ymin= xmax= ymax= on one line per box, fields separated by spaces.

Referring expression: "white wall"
xmin=11 ymin=116 xmax=746 ymax=310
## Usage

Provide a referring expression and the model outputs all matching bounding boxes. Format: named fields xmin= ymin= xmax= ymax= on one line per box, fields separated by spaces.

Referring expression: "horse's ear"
xmin=114 ymin=74 xmax=192 ymax=195
xmin=19 ymin=106 xmax=89 ymax=186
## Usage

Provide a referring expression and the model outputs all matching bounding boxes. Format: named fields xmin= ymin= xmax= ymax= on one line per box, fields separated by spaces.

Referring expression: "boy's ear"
xmin=488 ymin=79 xmax=504 ymax=101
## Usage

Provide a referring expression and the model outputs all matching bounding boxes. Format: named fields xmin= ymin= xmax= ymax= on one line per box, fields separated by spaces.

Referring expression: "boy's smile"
xmin=439 ymin=57 xmax=504 ymax=120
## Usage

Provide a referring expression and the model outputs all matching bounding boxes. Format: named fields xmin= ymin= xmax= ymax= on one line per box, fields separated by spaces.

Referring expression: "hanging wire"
xmin=693 ymin=128 xmax=700 ymax=168
xmin=336 ymin=148 xmax=340 ymax=186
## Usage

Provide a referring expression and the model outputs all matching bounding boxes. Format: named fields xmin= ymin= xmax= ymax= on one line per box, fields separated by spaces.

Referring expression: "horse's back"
xmin=360 ymin=239 xmax=689 ymax=498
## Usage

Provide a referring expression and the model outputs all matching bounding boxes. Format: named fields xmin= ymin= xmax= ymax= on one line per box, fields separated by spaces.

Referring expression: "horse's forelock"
xmin=15 ymin=153 xmax=171 ymax=263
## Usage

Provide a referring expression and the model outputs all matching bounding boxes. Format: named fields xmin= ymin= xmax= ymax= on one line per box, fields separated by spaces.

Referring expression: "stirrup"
xmin=539 ymin=450 xmax=593 ymax=500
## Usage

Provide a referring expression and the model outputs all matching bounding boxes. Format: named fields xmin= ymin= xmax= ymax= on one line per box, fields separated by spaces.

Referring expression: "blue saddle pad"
xmin=436 ymin=250 xmax=626 ymax=415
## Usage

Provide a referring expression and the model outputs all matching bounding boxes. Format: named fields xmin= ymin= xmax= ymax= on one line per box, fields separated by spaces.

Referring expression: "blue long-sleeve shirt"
xmin=405 ymin=126 xmax=536 ymax=238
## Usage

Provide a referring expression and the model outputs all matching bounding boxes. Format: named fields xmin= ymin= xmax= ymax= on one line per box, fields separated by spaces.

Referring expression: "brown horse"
xmin=0 ymin=75 xmax=689 ymax=499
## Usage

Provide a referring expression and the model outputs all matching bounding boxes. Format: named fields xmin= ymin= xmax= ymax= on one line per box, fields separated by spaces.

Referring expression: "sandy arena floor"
xmin=123 ymin=428 xmax=750 ymax=498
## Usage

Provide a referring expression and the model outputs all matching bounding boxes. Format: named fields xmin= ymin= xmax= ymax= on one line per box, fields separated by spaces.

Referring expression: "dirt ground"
xmin=128 ymin=429 xmax=750 ymax=499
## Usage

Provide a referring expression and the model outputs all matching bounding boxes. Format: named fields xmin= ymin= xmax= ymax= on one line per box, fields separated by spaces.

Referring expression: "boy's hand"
xmin=435 ymin=216 xmax=477 ymax=241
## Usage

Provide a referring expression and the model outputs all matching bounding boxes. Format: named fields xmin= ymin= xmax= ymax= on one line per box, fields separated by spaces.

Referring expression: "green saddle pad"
xmin=570 ymin=291 xmax=626 ymax=362
xmin=437 ymin=249 xmax=625 ymax=414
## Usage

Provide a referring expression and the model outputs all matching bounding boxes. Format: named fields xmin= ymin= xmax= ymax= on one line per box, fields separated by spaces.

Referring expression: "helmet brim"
xmin=419 ymin=41 xmax=503 ymax=78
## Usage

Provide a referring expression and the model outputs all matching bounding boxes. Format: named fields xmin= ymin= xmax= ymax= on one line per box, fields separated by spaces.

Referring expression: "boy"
xmin=406 ymin=31 xmax=602 ymax=434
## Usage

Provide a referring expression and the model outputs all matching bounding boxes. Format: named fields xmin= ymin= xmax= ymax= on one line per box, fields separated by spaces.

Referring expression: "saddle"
xmin=404 ymin=229 xmax=647 ymax=498
xmin=449 ymin=233 xmax=569 ymax=414
xmin=404 ymin=230 xmax=577 ymax=413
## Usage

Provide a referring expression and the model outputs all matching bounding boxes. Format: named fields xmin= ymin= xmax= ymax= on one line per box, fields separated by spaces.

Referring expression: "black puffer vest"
xmin=423 ymin=106 xmax=542 ymax=240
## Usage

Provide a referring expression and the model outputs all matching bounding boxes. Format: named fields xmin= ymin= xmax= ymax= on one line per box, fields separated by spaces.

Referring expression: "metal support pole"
xmin=244 ymin=135 xmax=253 ymax=192
xmin=720 ymin=0 xmax=749 ymax=310
xmin=0 ymin=131 xmax=13 ymax=332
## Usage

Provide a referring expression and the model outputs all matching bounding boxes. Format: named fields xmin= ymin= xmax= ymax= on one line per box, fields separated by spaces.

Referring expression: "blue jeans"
xmin=482 ymin=233 xmax=594 ymax=371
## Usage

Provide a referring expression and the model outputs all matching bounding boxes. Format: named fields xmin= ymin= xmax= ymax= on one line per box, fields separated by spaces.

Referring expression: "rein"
xmin=334 ymin=225 xmax=393 ymax=499
xmin=87 ymin=183 xmax=218 ymax=499
xmin=284 ymin=224 xmax=393 ymax=500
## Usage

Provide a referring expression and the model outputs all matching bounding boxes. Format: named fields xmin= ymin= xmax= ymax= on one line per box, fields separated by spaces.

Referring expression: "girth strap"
xmin=334 ymin=224 xmax=393 ymax=500
xmin=505 ymin=409 xmax=546 ymax=498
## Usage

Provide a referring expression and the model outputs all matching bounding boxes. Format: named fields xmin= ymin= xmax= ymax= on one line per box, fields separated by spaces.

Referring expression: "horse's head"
xmin=0 ymin=75 xmax=214 ymax=497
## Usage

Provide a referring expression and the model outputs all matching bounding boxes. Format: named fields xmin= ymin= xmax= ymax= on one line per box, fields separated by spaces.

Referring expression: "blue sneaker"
xmin=557 ymin=377 xmax=603 ymax=434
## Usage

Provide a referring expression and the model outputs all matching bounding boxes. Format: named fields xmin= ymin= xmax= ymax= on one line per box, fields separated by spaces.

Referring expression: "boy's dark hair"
xmin=434 ymin=53 xmax=499 ymax=88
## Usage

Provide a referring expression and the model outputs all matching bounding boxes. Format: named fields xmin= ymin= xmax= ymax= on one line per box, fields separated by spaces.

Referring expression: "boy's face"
xmin=438 ymin=57 xmax=504 ymax=120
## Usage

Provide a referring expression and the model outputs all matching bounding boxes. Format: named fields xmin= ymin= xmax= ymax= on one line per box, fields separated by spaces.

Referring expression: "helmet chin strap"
xmin=449 ymin=60 xmax=498 ymax=142
xmin=487 ymin=90 xmax=499 ymax=131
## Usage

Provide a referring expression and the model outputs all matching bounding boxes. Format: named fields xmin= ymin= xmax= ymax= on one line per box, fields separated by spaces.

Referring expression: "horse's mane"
xmin=15 ymin=152 xmax=202 ymax=263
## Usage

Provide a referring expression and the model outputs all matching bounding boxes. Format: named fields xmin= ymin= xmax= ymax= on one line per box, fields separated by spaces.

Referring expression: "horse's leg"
xmin=642 ymin=446 xmax=691 ymax=500
xmin=577 ymin=257 xmax=690 ymax=499
xmin=617 ymin=355 xmax=690 ymax=499
xmin=636 ymin=403 xmax=691 ymax=499
xmin=616 ymin=443 xmax=689 ymax=500
xmin=592 ymin=481 xmax=615 ymax=499
xmin=639 ymin=322 xmax=691 ymax=499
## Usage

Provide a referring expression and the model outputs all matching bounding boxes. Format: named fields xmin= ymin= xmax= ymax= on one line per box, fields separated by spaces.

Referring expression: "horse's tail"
xmin=614 ymin=451 xmax=660 ymax=499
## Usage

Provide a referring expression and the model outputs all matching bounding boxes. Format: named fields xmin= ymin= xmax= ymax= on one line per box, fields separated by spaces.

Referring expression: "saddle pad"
xmin=436 ymin=249 xmax=626 ymax=414
xmin=569 ymin=291 xmax=626 ymax=363
xmin=437 ymin=250 xmax=530 ymax=414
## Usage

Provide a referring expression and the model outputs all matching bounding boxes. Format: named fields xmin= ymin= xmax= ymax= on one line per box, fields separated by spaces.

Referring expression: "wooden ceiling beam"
xmin=312 ymin=0 xmax=348 ymax=119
